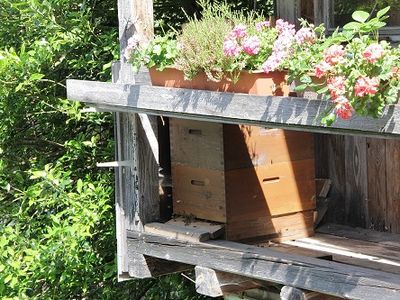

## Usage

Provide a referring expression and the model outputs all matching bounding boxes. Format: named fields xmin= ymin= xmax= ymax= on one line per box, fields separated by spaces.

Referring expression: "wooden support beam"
xmin=114 ymin=0 xmax=187 ymax=280
xmin=67 ymin=78 xmax=400 ymax=139
xmin=280 ymin=286 xmax=341 ymax=300
xmin=126 ymin=230 xmax=400 ymax=299
xmin=195 ymin=266 xmax=265 ymax=297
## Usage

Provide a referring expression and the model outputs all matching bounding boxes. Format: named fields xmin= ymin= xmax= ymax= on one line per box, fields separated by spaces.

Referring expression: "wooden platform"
xmin=274 ymin=223 xmax=400 ymax=274
xmin=128 ymin=221 xmax=400 ymax=299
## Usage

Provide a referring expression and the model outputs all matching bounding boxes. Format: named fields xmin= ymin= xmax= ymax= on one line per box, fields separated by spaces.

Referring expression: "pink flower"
xmin=256 ymin=21 xmax=270 ymax=32
xmin=124 ymin=34 xmax=141 ymax=60
xmin=243 ymin=36 xmax=261 ymax=55
xmin=231 ymin=24 xmax=247 ymax=39
xmin=314 ymin=61 xmax=332 ymax=78
xmin=295 ymin=27 xmax=316 ymax=45
xmin=275 ymin=19 xmax=296 ymax=35
xmin=324 ymin=45 xmax=345 ymax=65
xmin=223 ymin=39 xmax=241 ymax=57
xmin=327 ymin=76 xmax=346 ymax=99
xmin=334 ymin=96 xmax=353 ymax=120
xmin=354 ymin=76 xmax=380 ymax=97
xmin=363 ymin=43 xmax=385 ymax=63
xmin=262 ymin=27 xmax=295 ymax=73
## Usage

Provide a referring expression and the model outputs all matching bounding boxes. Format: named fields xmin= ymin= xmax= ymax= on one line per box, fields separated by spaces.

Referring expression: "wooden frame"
xmin=66 ymin=0 xmax=400 ymax=298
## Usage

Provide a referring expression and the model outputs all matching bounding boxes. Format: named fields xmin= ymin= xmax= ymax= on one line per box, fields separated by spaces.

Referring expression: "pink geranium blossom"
xmin=354 ymin=76 xmax=380 ymax=97
xmin=231 ymin=24 xmax=247 ymax=39
xmin=314 ymin=61 xmax=332 ymax=78
xmin=324 ymin=45 xmax=345 ymax=65
xmin=223 ymin=39 xmax=241 ymax=57
xmin=295 ymin=27 xmax=316 ymax=45
xmin=124 ymin=34 xmax=141 ymax=60
xmin=262 ymin=22 xmax=295 ymax=73
xmin=363 ymin=44 xmax=385 ymax=63
xmin=243 ymin=36 xmax=261 ymax=55
xmin=256 ymin=21 xmax=270 ymax=32
xmin=334 ymin=96 xmax=353 ymax=120
xmin=275 ymin=19 xmax=296 ymax=35
xmin=327 ymin=76 xmax=346 ymax=99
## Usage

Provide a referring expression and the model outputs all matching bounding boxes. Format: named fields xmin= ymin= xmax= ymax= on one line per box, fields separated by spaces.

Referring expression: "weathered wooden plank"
xmin=280 ymin=286 xmax=341 ymax=300
xmin=66 ymin=79 xmax=400 ymax=138
xmin=317 ymin=223 xmax=400 ymax=248
xmin=284 ymin=234 xmax=400 ymax=274
xmin=127 ymin=230 xmax=400 ymax=299
xmin=276 ymin=0 xmax=300 ymax=25
xmin=344 ymin=136 xmax=368 ymax=227
xmin=167 ymin=217 xmax=225 ymax=239
xmin=144 ymin=220 xmax=224 ymax=242
xmin=385 ymin=140 xmax=400 ymax=233
xmin=195 ymin=266 xmax=265 ymax=297
xmin=367 ymin=138 xmax=387 ymax=231
xmin=323 ymin=135 xmax=346 ymax=224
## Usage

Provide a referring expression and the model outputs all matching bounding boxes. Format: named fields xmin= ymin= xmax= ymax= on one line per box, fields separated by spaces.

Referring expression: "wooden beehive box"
xmin=170 ymin=118 xmax=316 ymax=242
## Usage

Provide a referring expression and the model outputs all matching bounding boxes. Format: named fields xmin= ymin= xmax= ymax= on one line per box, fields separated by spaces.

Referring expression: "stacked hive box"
xmin=170 ymin=118 xmax=316 ymax=242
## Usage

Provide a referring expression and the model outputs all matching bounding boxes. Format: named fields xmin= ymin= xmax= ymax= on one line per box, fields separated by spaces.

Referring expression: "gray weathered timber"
xmin=114 ymin=0 xmax=162 ymax=280
xmin=194 ymin=266 xmax=265 ymax=297
xmin=127 ymin=230 xmax=400 ymax=300
xmin=276 ymin=0 xmax=300 ymax=25
xmin=67 ymin=79 xmax=400 ymax=138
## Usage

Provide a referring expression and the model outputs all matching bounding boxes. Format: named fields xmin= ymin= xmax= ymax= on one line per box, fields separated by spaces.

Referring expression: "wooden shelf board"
xmin=67 ymin=78 xmax=400 ymax=139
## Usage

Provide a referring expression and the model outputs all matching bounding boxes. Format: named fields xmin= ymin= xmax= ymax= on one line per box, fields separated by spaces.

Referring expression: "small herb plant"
xmin=291 ymin=7 xmax=400 ymax=125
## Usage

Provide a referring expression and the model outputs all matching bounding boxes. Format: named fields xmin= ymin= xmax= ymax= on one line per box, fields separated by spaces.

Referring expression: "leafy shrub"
xmin=0 ymin=0 xmax=210 ymax=299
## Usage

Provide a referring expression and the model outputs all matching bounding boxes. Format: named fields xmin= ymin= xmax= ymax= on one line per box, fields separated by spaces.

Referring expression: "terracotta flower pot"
xmin=148 ymin=67 xmax=290 ymax=96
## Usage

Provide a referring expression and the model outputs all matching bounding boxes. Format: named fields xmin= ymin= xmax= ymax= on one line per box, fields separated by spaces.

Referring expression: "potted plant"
xmin=289 ymin=7 xmax=400 ymax=125
xmin=126 ymin=0 xmax=319 ymax=96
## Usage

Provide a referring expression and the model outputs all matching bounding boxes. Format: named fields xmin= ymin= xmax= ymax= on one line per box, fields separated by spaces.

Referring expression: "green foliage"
xmin=129 ymin=33 xmax=179 ymax=72
xmin=0 ymin=0 xmax=211 ymax=299
xmin=153 ymin=0 xmax=275 ymax=32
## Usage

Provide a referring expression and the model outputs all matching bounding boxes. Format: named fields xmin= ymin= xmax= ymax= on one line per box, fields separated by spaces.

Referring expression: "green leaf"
xmin=321 ymin=113 xmax=336 ymax=126
xmin=316 ymin=86 xmax=329 ymax=94
xmin=343 ymin=22 xmax=360 ymax=31
xmin=377 ymin=6 xmax=390 ymax=18
xmin=352 ymin=11 xmax=370 ymax=23
xmin=300 ymin=75 xmax=312 ymax=84
xmin=294 ymin=84 xmax=307 ymax=92
xmin=29 ymin=73 xmax=44 ymax=81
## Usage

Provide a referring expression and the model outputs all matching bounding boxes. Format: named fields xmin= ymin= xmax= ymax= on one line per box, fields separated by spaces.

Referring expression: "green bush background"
xmin=0 ymin=0 xmax=273 ymax=299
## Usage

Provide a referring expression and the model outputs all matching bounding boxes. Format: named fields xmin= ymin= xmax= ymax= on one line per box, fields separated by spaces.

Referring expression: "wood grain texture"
xmin=386 ymin=140 xmax=400 ymax=233
xmin=126 ymin=230 xmax=400 ymax=299
xmin=171 ymin=165 xmax=226 ymax=222
xmin=195 ymin=266 xmax=265 ymax=297
xmin=223 ymin=126 xmax=315 ymax=170
xmin=66 ymin=78 xmax=400 ymax=138
xmin=170 ymin=118 xmax=224 ymax=170
xmin=344 ymin=136 xmax=368 ymax=227
xmin=367 ymin=138 xmax=387 ymax=231
xmin=323 ymin=135 xmax=346 ymax=224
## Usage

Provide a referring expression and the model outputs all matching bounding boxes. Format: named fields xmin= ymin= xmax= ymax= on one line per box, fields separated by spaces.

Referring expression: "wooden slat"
xmin=367 ymin=138 xmax=387 ymax=231
xmin=126 ymin=230 xmax=400 ymax=299
xmin=386 ymin=140 xmax=400 ymax=233
xmin=316 ymin=223 xmax=400 ymax=248
xmin=195 ymin=266 xmax=265 ymax=297
xmin=344 ymin=136 xmax=368 ymax=227
xmin=66 ymin=78 xmax=400 ymax=138
xmin=144 ymin=220 xmax=224 ymax=243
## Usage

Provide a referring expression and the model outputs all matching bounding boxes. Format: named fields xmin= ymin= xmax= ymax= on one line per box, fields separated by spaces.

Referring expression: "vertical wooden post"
xmin=114 ymin=0 xmax=159 ymax=280
xmin=276 ymin=0 xmax=300 ymax=25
